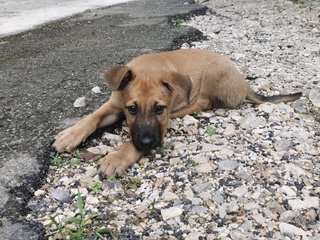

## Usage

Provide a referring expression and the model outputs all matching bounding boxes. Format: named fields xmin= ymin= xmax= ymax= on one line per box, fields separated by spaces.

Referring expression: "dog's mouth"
xmin=131 ymin=124 xmax=162 ymax=153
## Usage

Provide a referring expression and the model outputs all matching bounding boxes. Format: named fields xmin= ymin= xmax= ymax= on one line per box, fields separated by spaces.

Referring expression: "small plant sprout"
xmin=91 ymin=180 xmax=104 ymax=194
xmin=175 ymin=18 xmax=184 ymax=26
xmin=72 ymin=149 xmax=82 ymax=159
xmin=192 ymin=111 xmax=203 ymax=118
xmin=187 ymin=158 xmax=199 ymax=167
xmin=51 ymin=153 xmax=62 ymax=167
xmin=206 ymin=125 xmax=217 ymax=136
xmin=128 ymin=177 xmax=142 ymax=190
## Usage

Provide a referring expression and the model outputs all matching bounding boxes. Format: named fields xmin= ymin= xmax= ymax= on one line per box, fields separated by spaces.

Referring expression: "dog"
xmin=53 ymin=49 xmax=302 ymax=176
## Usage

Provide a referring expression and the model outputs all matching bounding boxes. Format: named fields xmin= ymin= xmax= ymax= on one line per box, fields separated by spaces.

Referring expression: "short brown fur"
xmin=53 ymin=49 xmax=301 ymax=176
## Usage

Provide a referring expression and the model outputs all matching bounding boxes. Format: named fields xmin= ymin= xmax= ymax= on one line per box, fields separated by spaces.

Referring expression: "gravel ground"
xmin=28 ymin=0 xmax=320 ymax=239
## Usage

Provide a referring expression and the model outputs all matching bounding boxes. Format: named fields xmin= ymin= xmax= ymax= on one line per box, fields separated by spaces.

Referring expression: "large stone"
xmin=288 ymin=197 xmax=319 ymax=210
xmin=161 ymin=207 xmax=183 ymax=221
xmin=223 ymin=123 xmax=236 ymax=137
xmin=218 ymin=160 xmax=239 ymax=171
xmin=309 ymin=89 xmax=320 ymax=107
xmin=240 ymin=114 xmax=267 ymax=129
xmin=73 ymin=96 xmax=86 ymax=107
xmin=279 ymin=222 xmax=307 ymax=236
xmin=231 ymin=185 xmax=248 ymax=197
xmin=50 ymin=188 xmax=71 ymax=203
xmin=182 ymin=115 xmax=199 ymax=126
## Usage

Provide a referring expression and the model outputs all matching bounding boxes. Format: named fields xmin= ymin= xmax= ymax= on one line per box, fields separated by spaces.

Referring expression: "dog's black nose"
xmin=138 ymin=132 xmax=156 ymax=150
xmin=133 ymin=131 xmax=160 ymax=152
xmin=132 ymin=123 xmax=162 ymax=152
xmin=141 ymin=136 xmax=154 ymax=146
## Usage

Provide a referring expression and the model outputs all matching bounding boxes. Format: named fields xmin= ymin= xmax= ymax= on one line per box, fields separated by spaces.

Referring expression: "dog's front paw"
xmin=98 ymin=153 xmax=131 ymax=177
xmin=52 ymin=126 xmax=86 ymax=153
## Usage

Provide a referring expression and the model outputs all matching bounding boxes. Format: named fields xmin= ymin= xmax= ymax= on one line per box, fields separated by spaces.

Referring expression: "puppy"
xmin=53 ymin=49 xmax=302 ymax=176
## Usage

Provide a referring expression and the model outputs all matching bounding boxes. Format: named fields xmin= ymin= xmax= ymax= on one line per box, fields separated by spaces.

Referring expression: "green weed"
xmin=187 ymin=158 xmax=199 ymax=167
xmin=206 ymin=125 xmax=217 ymax=136
xmin=51 ymin=153 xmax=62 ymax=167
xmin=47 ymin=188 xmax=117 ymax=239
xmin=91 ymin=180 xmax=104 ymax=194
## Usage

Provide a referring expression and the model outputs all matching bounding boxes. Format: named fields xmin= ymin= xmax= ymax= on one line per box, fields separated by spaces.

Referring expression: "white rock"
xmin=192 ymin=155 xmax=213 ymax=173
xmin=192 ymin=182 xmax=213 ymax=194
xmin=198 ymin=191 xmax=211 ymax=201
xmin=201 ymin=143 xmax=222 ymax=152
xmin=218 ymin=204 xmax=227 ymax=218
xmin=280 ymin=186 xmax=297 ymax=197
xmin=274 ymin=139 xmax=292 ymax=152
xmin=309 ymin=89 xmax=320 ymax=107
xmin=218 ymin=160 xmax=239 ymax=171
xmin=34 ymin=189 xmax=46 ymax=197
xmin=274 ymin=103 xmax=294 ymax=114
xmin=258 ymin=103 xmax=275 ymax=113
xmin=288 ymin=197 xmax=319 ymax=210
xmin=182 ymin=115 xmax=199 ymax=126
xmin=73 ymin=96 xmax=86 ymax=108
xmin=279 ymin=222 xmax=306 ymax=236
xmin=162 ymin=189 xmax=179 ymax=201
xmin=231 ymin=185 xmax=248 ymax=197
xmin=244 ymin=202 xmax=259 ymax=210
xmin=196 ymin=162 xmax=214 ymax=173
xmin=284 ymin=164 xmax=312 ymax=178
xmin=86 ymin=195 xmax=99 ymax=205
xmin=87 ymin=144 xmax=113 ymax=155
xmin=240 ymin=114 xmax=267 ymax=129
xmin=168 ymin=119 xmax=180 ymax=130
xmin=161 ymin=207 xmax=183 ymax=221
xmin=219 ymin=148 xmax=234 ymax=158
xmin=148 ymin=191 xmax=159 ymax=204
xmin=183 ymin=188 xmax=194 ymax=199
xmin=181 ymin=43 xmax=190 ymax=49
xmin=185 ymin=231 xmax=203 ymax=240
xmin=223 ymin=124 xmax=236 ymax=137
xmin=227 ymin=201 xmax=239 ymax=213
xmin=65 ymin=224 xmax=78 ymax=231
xmin=279 ymin=211 xmax=296 ymax=222
xmin=191 ymin=197 xmax=203 ymax=205
xmin=91 ymin=86 xmax=101 ymax=94
xmin=43 ymin=219 xmax=52 ymax=226
xmin=102 ymin=133 xmax=122 ymax=144
xmin=80 ymin=175 xmax=95 ymax=188
xmin=291 ymin=99 xmax=308 ymax=113
xmin=211 ymin=191 xmax=224 ymax=204
xmin=252 ymin=214 xmax=265 ymax=225
xmin=303 ymin=196 xmax=319 ymax=208
xmin=230 ymin=230 xmax=248 ymax=240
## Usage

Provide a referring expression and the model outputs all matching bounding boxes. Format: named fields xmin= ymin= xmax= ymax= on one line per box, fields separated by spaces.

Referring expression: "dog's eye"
xmin=127 ymin=105 xmax=138 ymax=115
xmin=154 ymin=105 xmax=166 ymax=115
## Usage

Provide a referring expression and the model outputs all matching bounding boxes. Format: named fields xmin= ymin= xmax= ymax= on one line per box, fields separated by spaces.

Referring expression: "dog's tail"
xmin=246 ymin=88 xmax=302 ymax=104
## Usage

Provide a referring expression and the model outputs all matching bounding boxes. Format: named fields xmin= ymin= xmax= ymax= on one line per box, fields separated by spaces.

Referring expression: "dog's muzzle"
xmin=132 ymin=124 xmax=162 ymax=153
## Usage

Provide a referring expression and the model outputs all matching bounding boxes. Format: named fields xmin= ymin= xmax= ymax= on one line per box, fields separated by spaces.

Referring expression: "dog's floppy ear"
xmin=102 ymin=66 xmax=134 ymax=91
xmin=162 ymin=72 xmax=192 ymax=103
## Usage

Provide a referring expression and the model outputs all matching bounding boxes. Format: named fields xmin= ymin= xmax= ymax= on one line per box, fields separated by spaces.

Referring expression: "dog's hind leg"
xmin=53 ymin=92 xmax=122 ymax=153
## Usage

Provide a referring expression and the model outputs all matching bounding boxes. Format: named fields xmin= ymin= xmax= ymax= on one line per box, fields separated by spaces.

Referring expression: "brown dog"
xmin=53 ymin=49 xmax=301 ymax=176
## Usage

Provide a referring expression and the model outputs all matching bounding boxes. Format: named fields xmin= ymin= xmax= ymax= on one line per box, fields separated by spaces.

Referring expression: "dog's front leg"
xmin=98 ymin=141 xmax=143 ymax=176
xmin=53 ymin=93 xmax=122 ymax=153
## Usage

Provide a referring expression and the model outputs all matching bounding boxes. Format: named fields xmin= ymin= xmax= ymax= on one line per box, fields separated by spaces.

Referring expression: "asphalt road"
xmin=0 ymin=0 xmax=207 ymax=238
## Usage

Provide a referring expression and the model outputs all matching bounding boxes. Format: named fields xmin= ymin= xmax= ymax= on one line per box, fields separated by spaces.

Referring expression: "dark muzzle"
xmin=132 ymin=124 xmax=162 ymax=152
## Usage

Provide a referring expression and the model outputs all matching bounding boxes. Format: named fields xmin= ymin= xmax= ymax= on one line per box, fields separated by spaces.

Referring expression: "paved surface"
xmin=0 ymin=0 xmax=132 ymax=37
xmin=0 ymin=0 xmax=207 ymax=238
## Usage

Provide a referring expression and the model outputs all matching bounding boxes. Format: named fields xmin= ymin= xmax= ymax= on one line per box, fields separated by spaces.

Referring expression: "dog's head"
xmin=103 ymin=66 xmax=192 ymax=153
